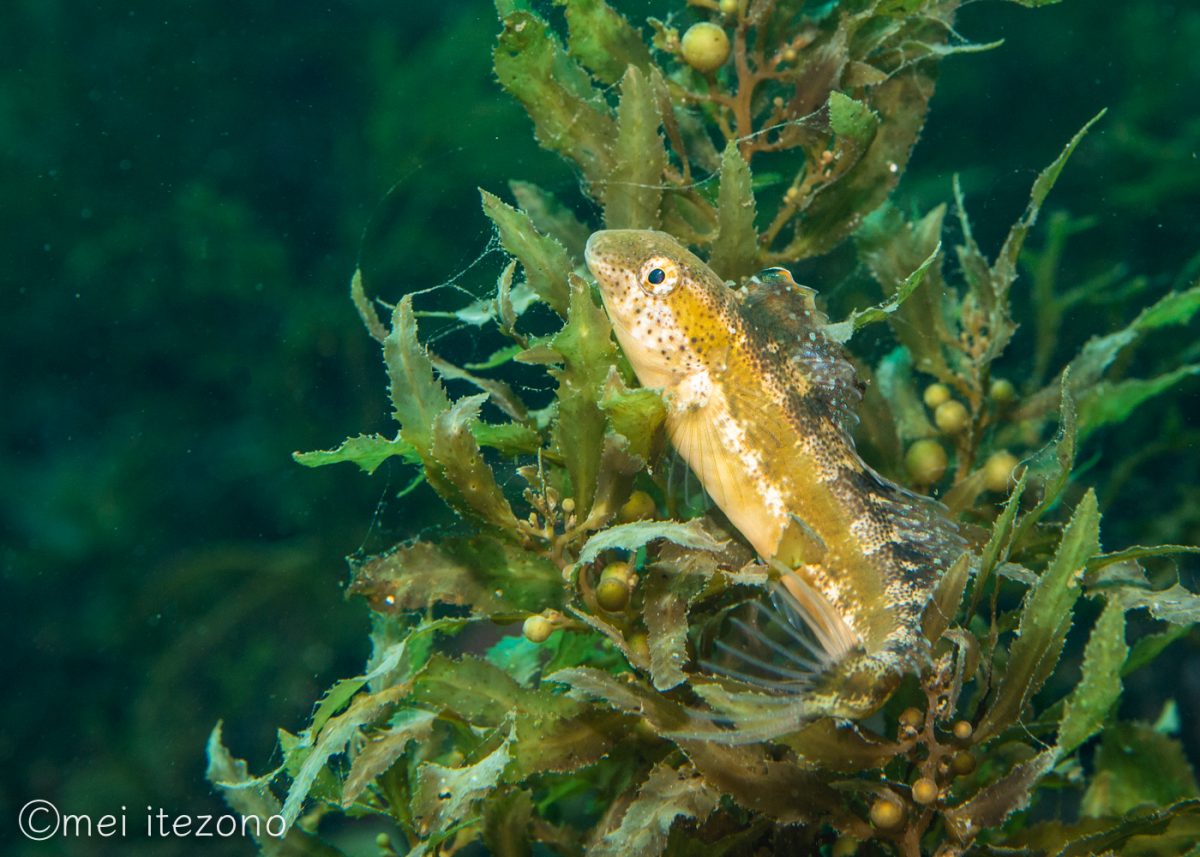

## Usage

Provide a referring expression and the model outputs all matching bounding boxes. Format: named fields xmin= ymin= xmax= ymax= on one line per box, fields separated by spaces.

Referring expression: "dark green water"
xmin=3 ymin=1 xmax=1198 ymax=855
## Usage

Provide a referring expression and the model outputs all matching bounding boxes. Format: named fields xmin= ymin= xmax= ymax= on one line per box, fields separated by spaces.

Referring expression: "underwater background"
xmin=3 ymin=0 xmax=1199 ymax=855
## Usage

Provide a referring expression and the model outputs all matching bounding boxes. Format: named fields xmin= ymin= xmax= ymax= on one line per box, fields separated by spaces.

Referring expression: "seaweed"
xmin=209 ymin=1 xmax=1200 ymax=854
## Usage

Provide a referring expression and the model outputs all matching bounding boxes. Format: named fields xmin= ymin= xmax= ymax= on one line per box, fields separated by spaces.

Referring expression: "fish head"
xmin=585 ymin=229 xmax=734 ymax=389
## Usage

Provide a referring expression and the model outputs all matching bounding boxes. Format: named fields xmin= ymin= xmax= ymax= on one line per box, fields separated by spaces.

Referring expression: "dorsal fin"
xmin=736 ymin=267 xmax=862 ymax=438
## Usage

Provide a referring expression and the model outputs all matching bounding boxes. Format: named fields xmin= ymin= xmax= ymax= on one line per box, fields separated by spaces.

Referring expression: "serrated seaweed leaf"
xmin=557 ymin=0 xmax=652 ymax=85
xmin=590 ymin=761 xmax=720 ymax=857
xmin=282 ymin=683 xmax=411 ymax=827
xmin=494 ymin=11 xmax=615 ymax=188
xmin=604 ymin=65 xmax=665 ymax=230
xmin=784 ymin=63 xmax=935 ymax=260
xmin=599 ymin=368 xmax=666 ymax=462
xmin=1082 ymin=723 xmax=1199 ymax=817
xmin=206 ymin=724 xmax=346 ymax=857
xmin=342 ymin=710 xmax=437 ymax=807
xmin=1118 ymin=582 xmax=1200 ymax=625
xmin=642 ymin=567 xmax=703 ymax=691
xmin=708 ymin=142 xmax=758 ymax=281
xmin=482 ymin=788 xmax=535 ymax=857
xmin=481 ymin=190 xmax=572 ymax=316
xmin=550 ymin=272 xmax=619 ymax=517
xmin=413 ymin=733 xmax=512 ymax=833
xmin=976 ymin=489 xmax=1100 ymax=742
xmin=967 ymin=469 xmax=1028 ymax=618
xmin=578 ymin=519 xmax=726 ymax=564
xmin=680 ymin=742 xmax=848 ymax=826
xmin=428 ymin=394 xmax=522 ymax=530
xmin=509 ymin=181 xmax=591 ymax=259
xmin=944 ymin=749 xmax=1059 ymax=842
xmin=385 ymin=296 xmax=452 ymax=454
xmin=1058 ymin=598 xmax=1126 ymax=754
xmin=293 ymin=433 xmax=419 ymax=475
xmin=1020 ymin=282 xmax=1200 ymax=421
xmin=350 ymin=537 xmax=562 ymax=618
xmin=1122 ymin=624 xmax=1191 ymax=677
xmin=826 ymin=240 xmax=941 ymax=342
xmin=1078 ymin=366 xmax=1200 ymax=441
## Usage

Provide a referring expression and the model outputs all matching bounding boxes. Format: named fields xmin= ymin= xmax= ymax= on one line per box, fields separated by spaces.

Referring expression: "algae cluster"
xmin=206 ymin=1 xmax=1200 ymax=854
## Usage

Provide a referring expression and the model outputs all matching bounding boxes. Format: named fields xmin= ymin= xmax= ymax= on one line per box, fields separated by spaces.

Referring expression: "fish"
xmin=584 ymin=229 xmax=964 ymax=734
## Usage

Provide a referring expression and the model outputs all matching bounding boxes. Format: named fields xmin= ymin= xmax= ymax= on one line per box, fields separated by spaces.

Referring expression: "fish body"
xmin=585 ymin=229 xmax=962 ymax=723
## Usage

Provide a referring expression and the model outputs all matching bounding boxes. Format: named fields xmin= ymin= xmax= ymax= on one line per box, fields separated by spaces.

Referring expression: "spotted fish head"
xmin=585 ymin=229 xmax=735 ymax=390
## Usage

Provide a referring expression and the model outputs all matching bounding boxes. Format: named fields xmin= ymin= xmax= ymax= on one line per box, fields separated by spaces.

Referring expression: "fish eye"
xmin=639 ymin=257 xmax=679 ymax=296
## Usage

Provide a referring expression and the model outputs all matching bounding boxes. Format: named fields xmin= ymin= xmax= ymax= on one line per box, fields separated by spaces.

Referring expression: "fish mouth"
xmin=584 ymin=229 xmax=618 ymax=280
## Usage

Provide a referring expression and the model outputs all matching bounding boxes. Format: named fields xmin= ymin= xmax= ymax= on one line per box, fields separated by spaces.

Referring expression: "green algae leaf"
xmin=385 ymin=296 xmax=452 ymax=455
xmin=1058 ymin=598 xmax=1127 ymax=754
xmin=1078 ymin=366 xmax=1200 ymax=441
xmin=465 ymin=343 xmax=525 ymax=372
xmin=556 ymin=0 xmax=652 ymax=85
xmin=943 ymin=748 xmax=1059 ymax=841
xmin=588 ymin=430 xmax=644 ymax=525
xmin=282 ymin=683 xmax=411 ymax=827
xmin=549 ymin=666 xmax=692 ymax=731
xmin=429 ymin=394 xmax=522 ymax=531
xmin=486 ymin=635 xmax=545 ymax=688
xmin=1042 ymin=800 xmax=1200 ymax=857
xmin=206 ymin=724 xmax=346 ymax=857
xmin=826 ymin=239 xmax=941 ymax=342
xmin=777 ymin=719 xmax=898 ymax=774
xmin=708 ymin=141 xmax=759 ymax=281
xmin=509 ymin=702 xmax=621 ymax=777
xmin=976 ymin=489 xmax=1100 ymax=742
xmin=988 ymin=112 xmax=1104 ymax=318
xmin=350 ymin=537 xmax=562 ymax=618
xmin=1011 ymin=376 xmax=1077 ymax=551
xmin=600 ymin=368 xmax=666 ymax=462
xmin=967 ymin=468 xmax=1028 ymax=618
xmin=924 ymin=552 xmax=973 ymax=642
xmin=351 ymin=268 xmax=387 ymax=342
xmin=643 ymin=567 xmax=704 ymax=691
xmin=481 ymin=190 xmax=572 ymax=316
xmin=680 ymin=742 xmax=847 ymax=826
xmin=508 ymin=181 xmax=590 ymax=259
xmin=482 ymin=788 xmax=534 ymax=857
xmin=872 ymin=346 xmax=936 ymax=446
xmin=429 ymin=356 xmax=529 ymax=423
xmin=412 ymin=655 xmax=618 ymax=777
xmin=855 ymin=204 xmax=947 ymax=300
xmin=1118 ymin=582 xmax=1200 ymax=625
xmin=1082 ymin=722 xmax=1199 ymax=817
xmin=1007 ymin=0 xmax=1061 ymax=8
xmin=591 ymin=761 xmax=720 ymax=857
xmin=604 ymin=65 xmax=665 ymax=230
xmin=1122 ymin=623 xmax=1190 ymax=678
xmin=549 ymin=272 xmax=619 ymax=517
xmin=341 ymin=709 xmax=437 ymax=808
xmin=293 ymin=433 xmax=419 ymax=475
xmin=782 ymin=63 xmax=935 ymax=260
xmin=1132 ymin=282 xmax=1200 ymax=330
xmin=827 ymin=91 xmax=878 ymax=146
xmin=413 ymin=654 xmax=528 ymax=726
xmin=578 ymin=519 xmax=726 ymax=564
xmin=470 ymin=421 xmax=541 ymax=457
xmin=1089 ymin=544 xmax=1200 ymax=575
xmin=1018 ymin=244 xmax=1200 ymax=425
xmin=413 ymin=732 xmax=512 ymax=833
xmin=494 ymin=11 xmax=615 ymax=189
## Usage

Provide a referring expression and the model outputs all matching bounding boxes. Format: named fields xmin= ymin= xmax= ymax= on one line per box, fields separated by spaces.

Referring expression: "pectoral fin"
xmin=774 ymin=513 xmax=827 ymax=568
